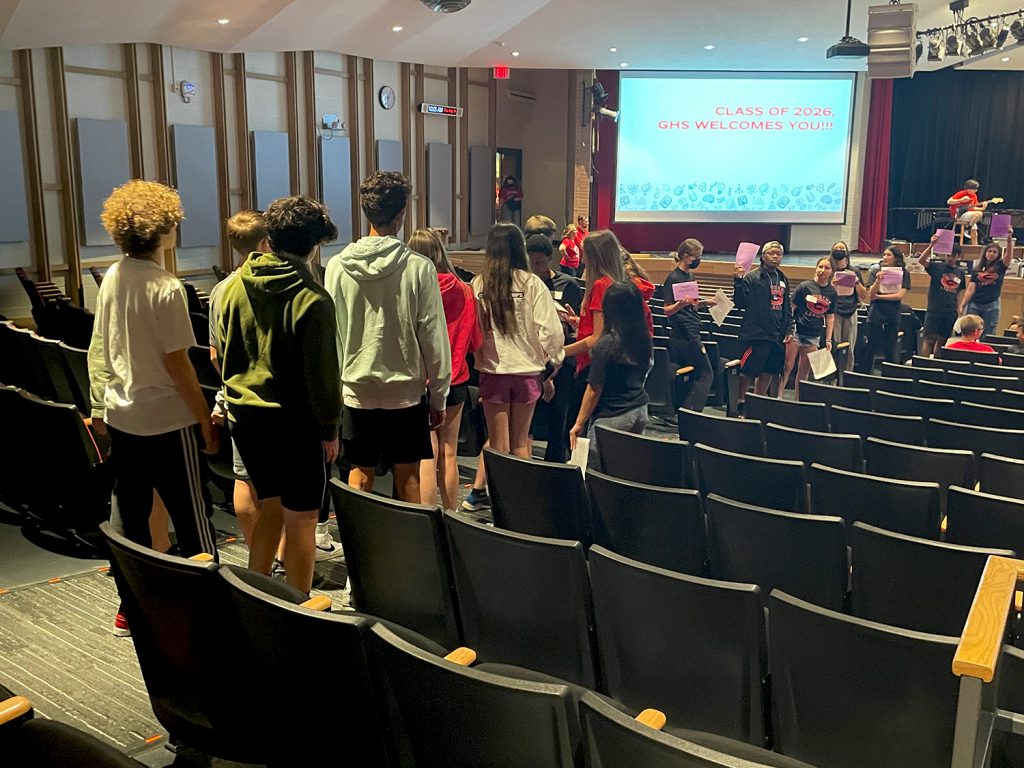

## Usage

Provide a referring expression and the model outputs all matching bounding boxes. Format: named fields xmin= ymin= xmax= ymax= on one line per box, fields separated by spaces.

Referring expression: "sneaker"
xmin=461 ymin=489 xmax=491 ymax=512
xmin=113 ymin=612 xmax=131 ymax=637
xmin=314 ymin=522 xmax=344 ymax=561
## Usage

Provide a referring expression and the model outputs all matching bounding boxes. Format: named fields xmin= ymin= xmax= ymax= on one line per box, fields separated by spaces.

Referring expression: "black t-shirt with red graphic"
xmin=925 ymin=261 xmax=966 ymax=314
xmin=971 ymin=260 xmax=1008 ymax=305
xmin=792 ymin=280 xmax=837 ymax=338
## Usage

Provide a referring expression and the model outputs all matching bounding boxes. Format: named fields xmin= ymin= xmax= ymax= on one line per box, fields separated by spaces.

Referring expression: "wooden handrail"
xmin=952 ymin=555 xmax=1024 ymax=683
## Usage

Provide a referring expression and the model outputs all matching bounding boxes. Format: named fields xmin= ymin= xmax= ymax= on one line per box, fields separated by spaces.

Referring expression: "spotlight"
xmin=996 ymin=22 xmax=1010 ymax=47
xmin=979 ymin=21 xmax=997 ymax=48
xmin=590 ymin=81 xmax=610 ymax=109
xmin=597 ymin=107 xmax=620 ymax=123
xmin=965 ymin=23 xmax=985 ymax=54
xmin=1011 ymin=16 xmax=1024 ymax=43
xmin=915 ymin=37 xmax=924 ymax=63
xmin=928 ymin=33 xmax=945 ymax=60
xmin=946 ymin=30 xmax=963 ymax=56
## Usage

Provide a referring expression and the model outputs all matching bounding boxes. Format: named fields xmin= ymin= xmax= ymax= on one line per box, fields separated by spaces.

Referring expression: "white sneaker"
xmin=315 ymin=522 xmax=344 ymax=561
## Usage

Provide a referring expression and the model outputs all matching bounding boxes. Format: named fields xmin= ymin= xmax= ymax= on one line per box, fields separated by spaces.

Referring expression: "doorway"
xmin=495 ymin=147 xmax=523 ymax=226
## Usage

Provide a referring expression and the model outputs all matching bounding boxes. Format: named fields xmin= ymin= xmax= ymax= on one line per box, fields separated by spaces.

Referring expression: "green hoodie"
xmin=217 ymin=251 xmax=342 ymax=440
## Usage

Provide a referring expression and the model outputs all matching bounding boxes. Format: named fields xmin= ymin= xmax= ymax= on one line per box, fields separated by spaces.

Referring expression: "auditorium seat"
xmin=588 ymin=546 xmax=769 ymax=747
xmin=849 ymin=522 xmax=1013 ymax=636
xmin=593 ymin=424 xmax=694 ymax=488
xmin=925 ymin=418 xmax=1024 ymax=459
xmin=798 ymin=380 xmax=873 ymax=411
xmin=939 ymin=346 xmax=1000 ymax=365
xmin=873 ymin=391 xmax=956 ymax=421
xmin=678 ymin=408 xmax=765 ymax=456
xmin=916 ymin=379 xmax=1004 ymax=408
xmin=1002 ymin=351 xmax=1024 ymax=367
xmin=768 ymin=590 xmax=961 ymax=768
xmin=880 ymin=361 xmax=943 ymax=382
xmin=579 ymin=693 xmax=815 ymax=768
xmin=946 ymin=369 xmax=1021 ymax=391
xmin=645 ymin=347 xmax=674 ymax=420
xmin=7 ymin=716 xmax=147 ymax=767
xmin=977 ymin=453 xmax=1024 ymax=500
xmin=30 ymin=332 xmax=82 ymax=408
xmin=0 ymin=322 xmax=55 ymax=400
xmin=483 ymin=448 xmax=591 ymax=545
xmin=329 ymin=480 xmax=462 ymax=648
xmin=911 ymin=354 xmax=971 ymax=372
xmin=829 ymin=405 xmax=926 ymax=445
xmin=695 ymin=443 xmax=806 ymax=513
xmin=368 ymin=623 xmax=578 ymax=768
xmin=187 ymin=345 xmax=220 ymax=388
xmin=586 ymin=470 xmax=707 ymax=576
xmin=742 ymin=394 xmax=829 ymax=431
xmin=764 ymin=422 xmax=864 ymax=472
xmin=807 ymin=463 xmax=940 ymax=538
xmin=946 ymin=486 xmax=1024 ymax=554
xmin=994 ymin=647 xmax=1024 ymax=768
xmin=58 ymin=342 xmax=92 ymax=412
xmin=445 ymin=514 xmax=598 ymax=688
xmin=975 ymin=362 xmax=1024 ymax=379
xmin=706 ymin=494 xmax=847 ymax=611
xmin=863 ymin=437 xmax=974 ymax=500
xmin=958 ymin=402 xmax=1024 ymax=430
xmin=843 ymin=370 xmax=915 ymax=395
xmin=0 ymin=386 xmax=32 ymax=510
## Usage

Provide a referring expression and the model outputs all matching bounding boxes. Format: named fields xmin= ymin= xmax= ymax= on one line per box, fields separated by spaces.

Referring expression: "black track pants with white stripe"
xmin=107 ymin=424 xmax=218 ymax=559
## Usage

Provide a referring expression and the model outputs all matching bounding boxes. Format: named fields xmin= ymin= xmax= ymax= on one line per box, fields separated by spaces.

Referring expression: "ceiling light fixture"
xmin=928 ymin=33 xmax=945 ymax=61
xmin=392 ymin=25 xmax=404 ymax=32
xmin=609 ymin=47 xmax=617 ymax=52
xmin=703 ymin=44 xmax=715 ymax=50
xmin=420 ymin=0 xmax=472 ymax=12
xmin=1002 ymin=55 xmax=1011 ymax=60
xmin=798 ymin=36 xmax=809 ymax=42
xmin=511 ymin=51 xmax=520 ymax=56
xmin=619 ymin=62 xmax=629 ymax=67
xmin=946 ymin=28 xmax=964 ymax=57
xmin=217 ymin=18 xmax=230 ymax=25
xmin=1012 ymin=15 xmax=1024 ymax=43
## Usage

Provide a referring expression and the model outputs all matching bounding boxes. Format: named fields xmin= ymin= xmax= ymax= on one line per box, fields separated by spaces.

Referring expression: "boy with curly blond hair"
xmin=88 ymin=180 xmax=218 ymax=634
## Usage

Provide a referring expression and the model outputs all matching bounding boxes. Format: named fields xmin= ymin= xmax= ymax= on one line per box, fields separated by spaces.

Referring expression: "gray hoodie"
xmin=325 ymin=235 xmax=452 ymax=411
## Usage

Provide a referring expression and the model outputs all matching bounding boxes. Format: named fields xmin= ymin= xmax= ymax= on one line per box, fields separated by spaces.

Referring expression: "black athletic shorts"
xmin=342 ymin=397 xmax=433 ymax=468
xmin=923 ymin=310 xmax=957 ymax=338
xmin=446 ymin=382 xmax=470 ymax=408
xmin=739 ymin=340 xmax=786 ymax=376
xmin=230 ymin=420 xmax=327 ymax=511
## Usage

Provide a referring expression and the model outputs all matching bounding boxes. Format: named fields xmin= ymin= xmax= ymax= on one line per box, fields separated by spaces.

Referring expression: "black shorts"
xmin=923 ymin=310 xmax=958 ymax=338
xmin=342 ymin=398 xmax=433 ymax=468
xmin=230 ymin=420 xmax=326 ymax=511
xmin=740 ymin=340 xmax=786 ymax=376
xmin=446 ymin=383 xmax=470 ymax=408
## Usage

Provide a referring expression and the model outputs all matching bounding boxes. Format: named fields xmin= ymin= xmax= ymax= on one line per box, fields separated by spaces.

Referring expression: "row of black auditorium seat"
xmin=99 ymin=519 xmax=807 ymax=768
xmin=0 ymin=321 xmax=90 ymax=412
xmin=323 ymin=479 xmax=1023 ymax=768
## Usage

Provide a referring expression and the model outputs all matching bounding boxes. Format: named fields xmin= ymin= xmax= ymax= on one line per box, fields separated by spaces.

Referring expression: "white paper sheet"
xmin=807 ymin=347 xmax=838 ymax=380
xmin=569 ymin=437 xmax=590 ymax=474
xmin=709 ymin=288 xmax=734 ymax=327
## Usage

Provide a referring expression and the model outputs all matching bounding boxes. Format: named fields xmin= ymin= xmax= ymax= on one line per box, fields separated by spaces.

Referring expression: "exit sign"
xmin=493 ymin=66 xmax=510 ymax=80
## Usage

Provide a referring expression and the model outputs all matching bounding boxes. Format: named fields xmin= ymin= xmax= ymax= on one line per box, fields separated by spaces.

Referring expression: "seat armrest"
xmin=635 ymin=708 xmax=667 ymax=731
xmin=444 ymin=647 xmax=477 ymax=666
xmin=0 ymin=695 xmax=32 ymax=725
xmin=301 ymin=595 xmax=332 ymax=612
xmin=188 ymin=553 xmax=215 ymax=562
xmin=675 ymin=366 xmax=695 ymax=376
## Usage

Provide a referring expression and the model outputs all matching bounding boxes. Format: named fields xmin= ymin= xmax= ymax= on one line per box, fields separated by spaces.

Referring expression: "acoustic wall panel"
xmin=0 ymin=112 xmax=29 ymax=243
xmin=376 ymin=140 xmax=403 ymax=173
xmin=469 ymin=145 xmax=493 ymax=236
xmin=427 ymin=143 xmax=452 ymax=231
xmin=320 ymin=135 xmax=353 ymax=245
xmin=251 ymin=131 xmax=291 ymax=211
xmin=171 ymin=125 xmax=220 ymax=248
xmin=74 ymin=118 xmax=131 ymax=246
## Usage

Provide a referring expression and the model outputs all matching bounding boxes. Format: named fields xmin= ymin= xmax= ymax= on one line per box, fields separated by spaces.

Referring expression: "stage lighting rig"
xmin=916 ymin=4 xmax=1024 ymax=62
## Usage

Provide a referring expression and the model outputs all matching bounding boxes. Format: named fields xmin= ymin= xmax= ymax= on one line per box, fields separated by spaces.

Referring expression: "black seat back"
xmin=695 ymin=443 xmax=806 ymax=512
xmin=844 ymin=370 xmax=915 ymax=395
xmin=958 ymin=402 xmax=1024 ymax=430
xmin=850 ymin=522 xmax=1013 ymax=636
xmin=587 ymin=470 xmax=707 ymax=576
xmin=11 ymin=719 xmax=147 ymax=767
xmin=977 ymin=453 xmax=1024 ymax=500
xmin=677 ymin=409 xmax=765 ymax=456
xmin=369 ymin=623 xmax=578 ymax=768
xmin=938 ymin=346 xmax=1000 ymax=364
xmin=445 ymin=513 xmax=598 ymax=688
xmin=829 ymin=405 xmax=925 ymax=445
xmin=798 ymin=380 xmax=872 ymax=410
xmin=917 ymin=379 xmax=1003 ymax=407
xmin=864 ymin=437 xmax=974 ymax=495
xmin=484 ymin=448 xmax=591 ymax=545
xmin=769 ymin=590 xmax=960 ymax=768
xmin=594 ymin=424 xmax=694 ymax=488
xmin=946 ymin=369 xmax=1019 ymax=390
xmin=764 ymin=422 xmax=863 ymax=471
xmin=57 ymin=342 xmax=92 ymax=412
xmin=743 ymin=394 xmax=829 ymax=431
xmin=911 ymin=354 xmax=971 ymax=372
xmin=330 ymin=479 xmax=461 ymax=648
xmin=807 ymin=463 xmax=940 ymax=537
xmin=706 ymin=494 xmax=847 ymax=611
xmin=946 ymin=485 xmax=1024 ymax=553
xmin=926 ymin=418 xmax=1024 ymax=460
xmin=31 ymin=333 xmax=81 ymax=407
xmin=873 ymin=391 xmax=955 ymax=421
xmin=589 ymin=546 xmax=767 ymax=746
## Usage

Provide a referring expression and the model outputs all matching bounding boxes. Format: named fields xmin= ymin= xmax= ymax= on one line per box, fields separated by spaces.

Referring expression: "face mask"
xmin=689 ymin=256 xmax=701 ymax=269
xmin=831 ymin=249 xmax=847 ymax=261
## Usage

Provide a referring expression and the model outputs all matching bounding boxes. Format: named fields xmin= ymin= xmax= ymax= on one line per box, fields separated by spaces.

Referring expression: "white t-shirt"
xmin=87 ymin=256 xmax=198 ymax=435
xmin=471 ymin=269 xmax=566 ymax=375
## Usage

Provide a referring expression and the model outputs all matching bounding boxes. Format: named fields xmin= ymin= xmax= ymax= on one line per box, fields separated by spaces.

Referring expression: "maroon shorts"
xmin=478 ymin=372 xmax=542 ymax=404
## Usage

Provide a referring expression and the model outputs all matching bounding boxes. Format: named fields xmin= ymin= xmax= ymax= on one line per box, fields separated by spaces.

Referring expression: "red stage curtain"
xmin=857 ymin=78 xmax=893 ymax=253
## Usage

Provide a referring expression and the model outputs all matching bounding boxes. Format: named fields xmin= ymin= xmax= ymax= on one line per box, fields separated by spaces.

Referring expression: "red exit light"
xmin=493 ymin=66 xmax=510 ymax=80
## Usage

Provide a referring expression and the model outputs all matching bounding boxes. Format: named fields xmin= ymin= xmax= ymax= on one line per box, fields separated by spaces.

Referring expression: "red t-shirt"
xmin=946 ymin=340 xmax=996 ymax=353
xmin=560 ymin=238 xmax=580 ymax=269
xmin=574 ymin=227 xmax=588 ymax=248
xmin=576 ymin=275 xmax=653 ymax=373
xmin=949 ymin=190 xmax=979 ymax=219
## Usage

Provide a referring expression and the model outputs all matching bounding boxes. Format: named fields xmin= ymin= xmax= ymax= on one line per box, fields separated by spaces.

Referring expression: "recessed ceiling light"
xmin=1002 ymin=56 xmax=1011 ymax=61
xmin=704 ymin=44 xmax=716 ymax=50
xmin=619 ymin=62 xmax=629 ymax=67
xmin=512 ymin=51 xmax=520 ymax=56
xmin=392 ymin=25 xmax=404 ymax=32
xmin=609 ymin=47 xmax=618 ymax=52
xmin=798 ymin=36 xmax=809 ymax=42
xmin=217 ymin=18 xmax=230 ymax=25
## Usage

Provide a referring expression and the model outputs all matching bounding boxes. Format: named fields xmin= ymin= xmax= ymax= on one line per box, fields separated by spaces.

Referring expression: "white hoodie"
xmin=325 ymin=236 xmax=451 ymax=411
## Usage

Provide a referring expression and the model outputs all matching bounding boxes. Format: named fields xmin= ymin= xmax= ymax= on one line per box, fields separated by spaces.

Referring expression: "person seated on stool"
xmin=947 ymin=179 xmax=987 ymax=244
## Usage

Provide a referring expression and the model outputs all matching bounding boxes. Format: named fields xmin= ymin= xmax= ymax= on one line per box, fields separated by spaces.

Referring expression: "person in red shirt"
xmin=947 ymin=179 xmax=986 ymax=243
xmin=559 ymin=224 xmax=580 ymax=276
xmin=946 ymin=314 xmax=997 ymax=353
xmin=574 ymin=215 xmax=589 ymax=248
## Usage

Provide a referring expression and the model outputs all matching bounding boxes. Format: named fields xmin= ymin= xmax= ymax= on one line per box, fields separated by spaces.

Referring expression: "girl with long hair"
xmin=961 ymin=228 xmax=1015 ymax=336
xmin=828 ymin=241 xmax=866 ymax=371
xmin=408 ymin=229 xmax=482 ymax=512
xmin=857 ymin=246 xmax=911 ymax=371
xmin=471 ymin=223 xmax=564 ymax=461
xmin=569 ymin=281 xmax=653 ymax=466
xmin=786 ymin=257 xmax=837 ymax=398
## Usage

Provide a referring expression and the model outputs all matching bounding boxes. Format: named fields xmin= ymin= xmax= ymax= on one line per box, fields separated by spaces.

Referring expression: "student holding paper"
xmin=783 ymin=257 xmax=837 ymax=398
xmin=733 ymin=241 xmax=792 ymax=405
xmin=662 ymin=238 xmax=715 ymax=412
xmin=961 ymin=229 xmax=1015 ymax=336
xmin=857 ymin=246 xmax=911 ymax=372
xmin=829 ymin=242 xmax=866 ymax=371
xmin=917 ymin=233 xmax=967 ymax=357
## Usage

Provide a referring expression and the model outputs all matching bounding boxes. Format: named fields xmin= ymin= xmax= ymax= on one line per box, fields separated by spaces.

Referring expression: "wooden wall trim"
xmin=488 ymin=75 xmax=497 ymax=184
xmin=313 ymin=67 xmax=349 ymax=78
xmin=448 ymin=67 xmax=457 ymax=241
xmin=361 ymin=57 xmax=374 ymax=179
xmin=211 ymin=53 xmax=233 ymax=270
xmin=149 ymin=44 xmax=175 ymax=274
xmin=17 ymin=50 xmax=49 ymax=281
xmin=233 ymin=53 xmax=252 ymax=212
xmin=345 ymin=55 xmax=362 ymax=237
xmin=415 ymin=64 xmax=426 ymax=228
xmin=423 ymin=72 xmax=448 ymax=82
xmin=0 ymin=75 xmax=20 ymax=87
xmin=123 ymin=44 xmax=144 ymax=179
xmin=302 ymin=52 xmax=320 ymax=200
xmin=48 ymin=47 xmax=82 ymax=303
xmin=63 ymin=64 xmax=126 ymax=79
xmin=285 ymin=51 xmax=300 ymax=194
xmin=458 ymin=67 xmax=469 ymax=243
xmin=243 ymin=71 xmax=287 ymax=84
xmin=401 ymin=62 xmax=411 ymax=177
